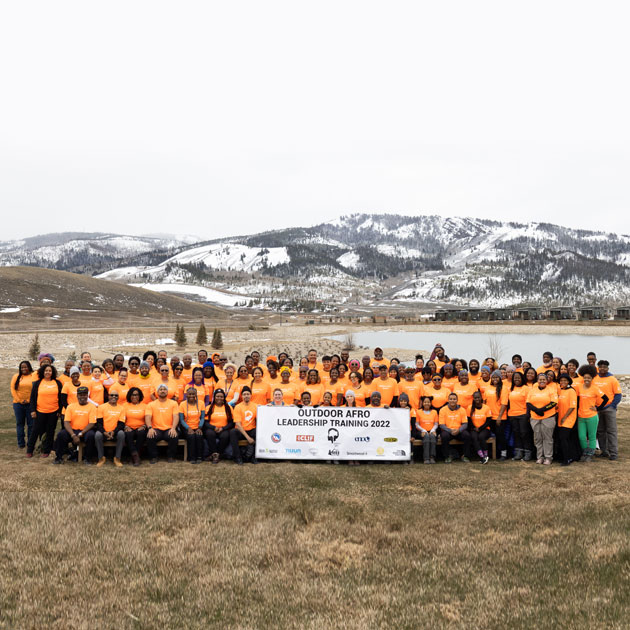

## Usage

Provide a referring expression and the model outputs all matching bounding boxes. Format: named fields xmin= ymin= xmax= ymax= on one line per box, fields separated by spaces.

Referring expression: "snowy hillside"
xmin=4 ymin=216 xmax=630 ymax=310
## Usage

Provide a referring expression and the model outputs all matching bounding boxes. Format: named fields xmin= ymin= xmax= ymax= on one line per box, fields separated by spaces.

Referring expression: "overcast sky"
xmin=1 ymin=1 xmax=629 ymax=241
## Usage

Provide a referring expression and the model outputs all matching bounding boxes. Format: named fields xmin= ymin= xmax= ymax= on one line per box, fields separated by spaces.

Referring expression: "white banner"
xmin=256 ymin=406 xmax=411 ymax=461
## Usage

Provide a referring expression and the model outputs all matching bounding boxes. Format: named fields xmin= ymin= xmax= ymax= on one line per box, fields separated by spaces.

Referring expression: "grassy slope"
xmin=0 ymin=367 xmax=628 ymax=629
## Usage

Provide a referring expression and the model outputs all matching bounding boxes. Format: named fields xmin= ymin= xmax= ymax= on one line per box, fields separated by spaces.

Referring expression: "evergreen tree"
xmin=175 ymin=324 xmax=187 ymax=348
xmin=195 ymin=322 xmax=208 ymax=345
xmin=211 ymin=328 xmax=223 ymax=350
xmin=28 ymin=334 xmax=41 ymax=361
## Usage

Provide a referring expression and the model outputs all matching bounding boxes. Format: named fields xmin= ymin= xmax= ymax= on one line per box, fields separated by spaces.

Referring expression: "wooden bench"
xmin=78 ymin=439 xmax=188 ymax=462
xmin=412 ymin=437 xmax=496 ymax=459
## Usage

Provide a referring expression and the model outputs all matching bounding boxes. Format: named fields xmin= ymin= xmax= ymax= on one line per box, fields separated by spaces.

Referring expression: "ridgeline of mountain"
xmin=2 ymin=215 xmax=630 ymax=311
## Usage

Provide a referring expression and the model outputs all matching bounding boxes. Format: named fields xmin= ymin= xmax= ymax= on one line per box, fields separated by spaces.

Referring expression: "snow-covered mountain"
xmin=4 ymin=216 xmax=630 ymax=310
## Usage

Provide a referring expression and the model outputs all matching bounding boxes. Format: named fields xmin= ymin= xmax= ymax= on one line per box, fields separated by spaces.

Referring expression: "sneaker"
xmin=512 ymin=449 xmax=523 ymax=461
xmin=235 ymin=459 xmax=244 ymax=465
xmin=481 ymin=456 xmax=489 ymax=464
xmin=40 ymin=453 xmax=49 ymax=458
xmin=96 ymin=457 xmax=107 ymax=468
xmin=429 ymin=458 xmax=436 ymax=464
xmin=83 ymin=459 xmax=92 ymax=466
xmin=461 ymin=456 xmax=470 ymax=463
xmin=523 ymin=451 xmax=533 ymax=462
xmin=167 ymin=457 xmax=175 ymax=464
xmin=212 ymin=453 xmax=220 ymax=465
xmin=423 ymin=460 xmax=431 ymax=465
xmin=499 ymin=454 xmax=507 ymax=461
xmin=444 ymin=457 xmax=453 ymax=464
xmin=536 ymin=458 xmax=544 ymax=465
xmin=543 ymin=458 xmax=552 ymax=465
xmin=26 ymin=453 xmax=33 ymax=458
xmin=53 ymin=458 xmax=62 ymax=465
xmin=113 ymin=457 xmax=123 ymax=468
xmin=609 ymin=455 xmax=618 ymax=461
xmin=561 ymin=460 xmax=572 ymax=467
xmin=251 ymin=457 xmax=259 ymax=464
xmin=596 ymin=451 xmax=609 ymax=458
xmin=195 ymin=458 xmax=203 ymax=464
xmin=150 ymin=458 xmax=158 ymax=465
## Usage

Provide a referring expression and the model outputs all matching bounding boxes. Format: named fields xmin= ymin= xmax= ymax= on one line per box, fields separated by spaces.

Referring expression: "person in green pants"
xmin=576 ymin=365 xmax=609 ymax=462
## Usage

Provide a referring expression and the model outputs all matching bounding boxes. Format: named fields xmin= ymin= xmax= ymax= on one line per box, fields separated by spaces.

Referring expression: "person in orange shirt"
xmin=179 ymin=387 xmax=206 ymax=464
xmin=431 ymin=344 xmax=447 ymax=371
xmin=576 ymin=365 xmax=609 ymax=462
xmin=124 ymin=387 xmax=147 ymax=466
xmin=61 ymin=367 xmax=92 ymax=412
xmin=477 ymin=366 xmax=492 ymax=397
xmin=155 ymin=363 xmax=179 ymax=401
xmin=566 ymin=359 xmax=583 ymax=386
xmin=438 ymin=392 xmax=471 ymax=462
xmin=452 ymin=370 xmax=478 ymax=416
xmin=414 ymin=396 xmax=438 ymax=464
xmin=204 ymin=388 xmax=234 ymax=463
xmin=556 ymin=374 xmax=579 ymax=466
xmin=370 ymin=347 xmax=390 ymax=370
xmin=136 ymin=361 xmax=157 ymax=402
xmin=483 ymin=370 xmax=509 ymax=461
xmin=52 ymin=386 xmax=97 ymax=464
xmin=145 ymin=384 xmax=180 ymax=463
xmin=11 ymin=360 xmax=35 ymax=449
xmin=440 ymin=364 xmax=458 ymax=392
xmin=216 ymin=363 xmax=241 ymax=407
xmin=101 ymin=359 xmax=116 ymax=392
xmin=303 ymin=370 xmax=324 ymax=406
xmin=89 ymin=366 xmax=106 ymax=406
xmin=399 ymin=366 xmax=424 ymax=410
xmin=95 ymin=389 xmax=126 ymax=467
xmin=58 ymin=359 xmax=75 ymax=386
xmin=593 ymin=359 xmax=622 ymax=461
xmin=250 ymin=367 xmax=272 ymax=406
xmin=323 ymin=367 xmax=345 ymax=405
xmin=109 ymin=368 xmax=130 ymax=403
xmin=467 ymin=359 xmax=481 ymax=385
xmin=346 ymin=371 xmax=367 ymax=407
xmin=264 ymin=361 xmax=282 ymax=392
xmin=180 ymin=354 xmax=195 ymax=383
xmin=306 ymin=349 xmax=323 ymax=373
xmin=426 ymin=374 xmax=450 ymax=411
xmin=507 ymin=371 xmax=534 ymax=461
xmin=526 ymin=373 xmax=558 ymax=465
xmin=469 ymin=391 xmax=492 ymax=464
xmin=536 ymin=351 xmax=554 ymax=375
xmin=126 ymin=356 xmax=142 ymax=388
xmin=374 ymin=365 xmax=399 ymax=407
xmin=78 ymin=359 xmax=93 ymax=387
xmin=277 ymin=367 xmax=300 ymax=405
xmin=361 ymin=368 xmax=377 ymax=406
xmin=230 ymin=386 xmax=258 ymax=464
xmin=28 ymin=364 xmax=63 ymax=457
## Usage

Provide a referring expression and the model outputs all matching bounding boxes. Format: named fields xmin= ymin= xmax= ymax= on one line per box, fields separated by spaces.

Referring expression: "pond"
xmin=329 ymin=330 xmax=630 ymax=373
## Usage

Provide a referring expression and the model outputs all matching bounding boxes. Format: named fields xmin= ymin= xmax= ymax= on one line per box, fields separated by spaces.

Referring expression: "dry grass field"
xmin=1 ymin=366 xmax=629 ymax=629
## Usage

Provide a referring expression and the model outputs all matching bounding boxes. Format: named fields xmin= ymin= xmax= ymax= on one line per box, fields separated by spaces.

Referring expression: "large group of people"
xmin=11 ymin=343 xmax=622 ymax=467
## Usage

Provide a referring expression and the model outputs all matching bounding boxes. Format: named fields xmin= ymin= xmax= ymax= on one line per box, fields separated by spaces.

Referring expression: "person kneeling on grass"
xmin=230 ymin=386 xmax=258 ymax=465
xmin=438 ymin=393 xmax=471 ymax=463
xmin=469 ymin=391 xmax=492 ymax=464
xmin=53 ymin=387 xmax=97 ymax=465
xmin=145 ymin=384 xmax=180 ymax=464
xmin=95 ymin=390 xmax=126 ymax=468
xmin=179 ymin=387 xmax=205 ymax=464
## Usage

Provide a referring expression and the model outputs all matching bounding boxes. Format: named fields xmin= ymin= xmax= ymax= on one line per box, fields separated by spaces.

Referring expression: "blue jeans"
xmin=13 ymin=403 xmax=32 ymax=448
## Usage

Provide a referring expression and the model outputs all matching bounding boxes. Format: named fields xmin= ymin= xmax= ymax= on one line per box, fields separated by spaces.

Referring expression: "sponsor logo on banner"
xmin=384 ymin=437 xmax=398 ymax=443
xmin=263 ymin=448 xmax=279 ymax=454
xmin=271 ymin=433 xmax=281 ymax=443
xmin=296 ymin=435 xmax=314 ymax=442
xmin=309 ymin=448 xmax=318 ymax=456
xmin=328 ymin=428 xmax=339 ymax=443
xmin=393 ymin=449 xmax=407 ymax=456
xmin=328 ymin=449 xmax=340 ymax=456
xmin=355 ymin=436 xmax=370 ymax=442
xmin=285 ymin=448 xmax=302 ymax=455
xmin=376 ymin=447 xmax=385 ymax=456
xmin=346 ymin=451 xmax=367 ymax=456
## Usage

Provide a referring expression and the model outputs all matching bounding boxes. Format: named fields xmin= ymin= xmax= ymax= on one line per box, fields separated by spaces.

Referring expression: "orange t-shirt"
xmin=575 ymin=383 xmax=604 ymax=418
xmin=470 ymin=404 xmax=492 ymax=428
xmin=179 ymin=400 xmax=205 ymax=430
xmin=442 ymin=376 xmax=458 ymax=393
xmin=426 ymin=386 xmax=450 ymax=410
xmin=506 ymin=386 xmax=529 ymax=417
xmin=126 ymin=371 xmax=142 ymax=389
xmin=250 ymin=380 xmax=271 ymax=406
xmin=124 ymin=403 xmax=147 ymax=429
xmin=557 ymin=387 xmax=578 ymax=428
xmin=62 ymin=381 xmax=90 ymax=409
xmin=526 ymin=386 xmax=558 ymax=420
xmin=136 ymin=377 xmax=156 ymax=402
xmin=438 ymin=405 xmax=467 ymax=430
xmin=483 ymin=385 xmax=509 ymax=419
xmin=374 ymin=377 xmax=399 ymax=406
xmin=11 ymin=372 xmax=35 ymax=404
xmin=452 ymin=382 xmax=479 ymax=415
xmin=97 ymin=402 xmax=126 ymax=432
xmin=208 ymin=405 xmax=229 ymax=428
xmin=146 ymin=398 xmax=178 ymax=430
xmin=592 ymin=375 xmax=621 ymax=407
xmin=303 ymin=383 xmax=324 ymax=406
xmin=109 ymin=382 xmax=130 ymax=403
xmin=322 ymin=380 xmax=345 ymax=403
xmin=36 ymin=379 xmax=62 ymax=414
xmin=90 ymin=379 xmax=106 ymax=406
xmin=276 ymin=382 xmax=300 ymax=405
xmin=416 ymin=408 xmax=438 ymax=432
xmin=78 ymin=373 xmax=93 ymax=387
xmin=399 ymin=379 xmax=424 ymax=410
xmin=234 ymin=401 xmax=257 ymax=431
xmin=65 ymin=402 xmax=97 ymax=431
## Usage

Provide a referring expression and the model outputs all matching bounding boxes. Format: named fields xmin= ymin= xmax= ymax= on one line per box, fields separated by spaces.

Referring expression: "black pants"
xmin=229 ymin=428 xmax=256 ymax=461
xmin=555 ymin=426 xmax=576 ymax=463
xmin=440 ymin=429 xmax=471 ymax=458
xmin=489 ymin=419 xmax=506 ymax=453
xmin=54 ymin=428 xmax=96 ymax=460
xmin=509 ymin=414 xmax=533 ymax=452
xmin=125 ymin=427 xmax=147 ymax=454
xmin=184 ymin=430 xmax=205 ymax=461
xmin=147 ymin=429 xmax=178 ymax=459
xmin=471 ymin=428 xmax=492 ymax=454
xmin=27 ymin=411 xmax=59 ymax=455
xmin=204 ymin=426 xmax=230 ymax=456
